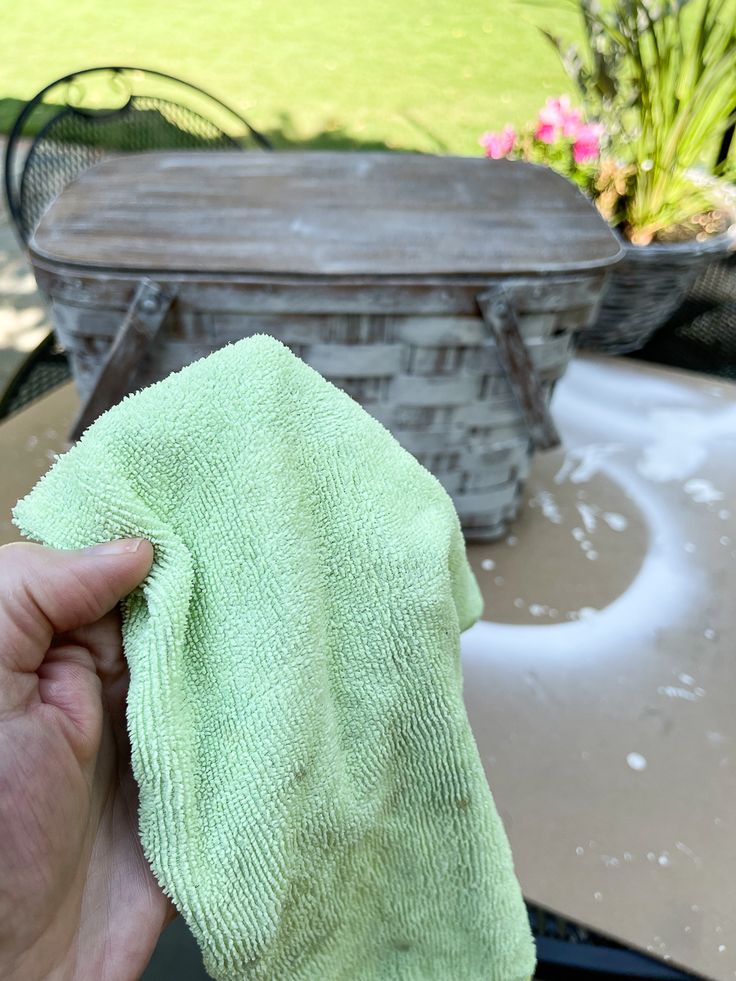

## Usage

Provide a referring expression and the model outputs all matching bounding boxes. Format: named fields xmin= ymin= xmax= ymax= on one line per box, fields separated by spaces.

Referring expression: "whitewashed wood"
xmin=70 ymin=281 xmax=174 ymax=442
xmin=30 ymin=152 xmax=621 ymax=276
xmin=35 ymin=264 xmax=611 ymax=315
xmin=45 ymin=281 xmax=599 ymax=539
xmin=302 ymin=343 xmax=401 ymax=378
xmin=454 ymin=484 xmax=521 ymax=515
xmin=29 ymin=153 xmax=622 ymax=539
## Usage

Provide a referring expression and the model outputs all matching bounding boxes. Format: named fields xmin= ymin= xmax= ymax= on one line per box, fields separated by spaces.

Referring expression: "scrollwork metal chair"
xmin=0 ymin=332 xmax=71 ymax=421
xmin=4 ymin=66 xmax=272 ymax=245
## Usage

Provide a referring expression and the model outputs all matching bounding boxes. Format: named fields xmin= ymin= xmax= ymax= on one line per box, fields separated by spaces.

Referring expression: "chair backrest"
xmin=4 ymin=66 xmax=272 ymax=244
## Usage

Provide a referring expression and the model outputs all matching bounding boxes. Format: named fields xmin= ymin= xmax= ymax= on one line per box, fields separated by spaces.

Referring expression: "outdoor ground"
xmin=0 ymin=185 xmax=49 ymax=391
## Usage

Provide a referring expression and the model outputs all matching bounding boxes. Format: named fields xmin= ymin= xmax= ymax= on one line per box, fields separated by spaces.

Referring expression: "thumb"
xmin=0 ymin=539 xmax=154 ymax=675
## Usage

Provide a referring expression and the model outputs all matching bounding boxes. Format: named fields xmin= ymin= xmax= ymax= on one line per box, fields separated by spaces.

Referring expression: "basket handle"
xmin=477 ymin=286 xmax=561 ymax=451
xmin=69 ymin=279 xmax=174 ymax=442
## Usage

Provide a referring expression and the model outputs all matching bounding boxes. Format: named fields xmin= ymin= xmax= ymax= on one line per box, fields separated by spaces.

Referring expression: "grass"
xmin=0 ymin=0 xmax=580 ymax=154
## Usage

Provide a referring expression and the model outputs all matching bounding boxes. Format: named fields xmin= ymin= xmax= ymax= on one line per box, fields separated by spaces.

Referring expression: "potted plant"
xmin=481 ymin=0 xmax=736 ymax=353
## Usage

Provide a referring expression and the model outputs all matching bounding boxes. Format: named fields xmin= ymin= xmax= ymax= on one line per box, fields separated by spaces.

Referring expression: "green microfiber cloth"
xmin=13 ymin=335 xmax=535 ymax=981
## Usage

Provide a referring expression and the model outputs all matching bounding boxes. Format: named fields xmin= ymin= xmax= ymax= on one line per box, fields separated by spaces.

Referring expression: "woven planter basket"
xmin=580 ymin=192 xmax=736 ymax=355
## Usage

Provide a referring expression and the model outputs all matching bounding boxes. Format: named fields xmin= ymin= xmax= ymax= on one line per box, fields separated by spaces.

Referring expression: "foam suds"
xmin=555 ymin=444 xmax=624 ymax=485
xmin=533 ymin=489 xmax=563 ymax=524
xmin=684 ymin=479 xmax=724 ymax=504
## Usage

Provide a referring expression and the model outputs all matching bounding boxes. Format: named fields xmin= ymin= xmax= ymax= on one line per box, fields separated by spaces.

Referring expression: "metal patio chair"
xmin=632 ymin=254 xmax=736 ymax=380
xmin=3 ymin=66 xmax=272 ymax=245
xmin=0 ymin=331 xmax=71 ymax=421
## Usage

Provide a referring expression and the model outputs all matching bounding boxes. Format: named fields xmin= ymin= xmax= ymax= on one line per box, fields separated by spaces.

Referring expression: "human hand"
xmin=0 ymin=540 xmax=174 ymax=981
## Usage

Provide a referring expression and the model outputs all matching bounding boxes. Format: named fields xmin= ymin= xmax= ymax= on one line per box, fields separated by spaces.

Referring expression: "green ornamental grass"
xmin=542 ymin=0 xmax=736 ymax=243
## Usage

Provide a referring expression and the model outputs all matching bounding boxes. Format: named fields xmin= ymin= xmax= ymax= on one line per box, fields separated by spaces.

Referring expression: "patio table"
xmin=1 ymin=353 xmax=734 ymax=980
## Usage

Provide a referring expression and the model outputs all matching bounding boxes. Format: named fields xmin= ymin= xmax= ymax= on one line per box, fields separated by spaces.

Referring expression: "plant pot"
xmin=579 ymin=207 xmax=736 ymax=355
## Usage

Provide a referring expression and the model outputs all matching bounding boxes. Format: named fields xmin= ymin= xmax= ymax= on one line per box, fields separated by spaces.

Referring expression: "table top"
xmin=30 ymin=151 xmax=621 ymax=278
xmin=2 ymin=355 xmax=734 ymax=980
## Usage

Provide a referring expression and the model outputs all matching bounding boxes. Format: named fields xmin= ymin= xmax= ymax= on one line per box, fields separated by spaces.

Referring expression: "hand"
xmin=0 ymin=540 xmax=175 ymax=981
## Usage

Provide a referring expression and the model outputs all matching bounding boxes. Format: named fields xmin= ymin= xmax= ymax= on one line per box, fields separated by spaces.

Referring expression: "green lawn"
xmin=0 ymin=0 xmax=579 ymax=153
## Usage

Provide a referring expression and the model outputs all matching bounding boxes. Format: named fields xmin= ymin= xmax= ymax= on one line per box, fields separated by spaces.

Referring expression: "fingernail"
xmin=85 ymin=538 xmax=145 ymax=556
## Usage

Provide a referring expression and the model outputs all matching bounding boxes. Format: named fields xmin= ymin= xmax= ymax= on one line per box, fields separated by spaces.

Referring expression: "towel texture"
xmin=13 ymin=335 xmax=534 ymax=981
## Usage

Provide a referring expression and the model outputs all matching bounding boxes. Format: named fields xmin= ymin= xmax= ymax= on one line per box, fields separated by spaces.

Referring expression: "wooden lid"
xmin=30 ymin=151 xmax=621 ymax=278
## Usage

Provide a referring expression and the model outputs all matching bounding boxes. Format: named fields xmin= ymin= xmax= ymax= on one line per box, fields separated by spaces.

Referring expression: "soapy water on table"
xmin=462 ymin=360 xmax=736 ymax=663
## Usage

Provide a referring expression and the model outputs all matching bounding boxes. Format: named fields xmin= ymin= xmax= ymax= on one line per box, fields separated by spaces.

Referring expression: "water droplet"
xmin=704 ymin=628 xmax=716 ymax=640
xmin=481 ymin=558 xmax=495 ymax=571
xmin=603 ymin=511 xmax=628 ymax=532
xmin=627 ymin=752 xmax=647 ymax=771
xmin=576 ymin=846 xmax=584 ymax=856
xmin=594 ymin=891 xmax=603 ymax=901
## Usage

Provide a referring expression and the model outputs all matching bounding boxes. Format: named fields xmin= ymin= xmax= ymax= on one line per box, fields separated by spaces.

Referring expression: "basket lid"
xmin=30 ymin=151 xmax=622 ymax=278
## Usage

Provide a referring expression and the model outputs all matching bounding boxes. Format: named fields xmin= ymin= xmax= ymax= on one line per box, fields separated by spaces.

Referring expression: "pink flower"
xmin=536 ymin=96 xmax=584 ymax=142
xmin=479 ymin=124 xmax=516 ymax=159
xmin=535 ymin=120 xmax=558 ymax=144
xmin=573 ymin=122 xmax=604 ymax=163
xmin=561 ymin=108 xmax=583 ymax=139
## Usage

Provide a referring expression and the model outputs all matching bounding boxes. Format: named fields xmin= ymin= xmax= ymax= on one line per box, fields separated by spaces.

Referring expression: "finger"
xmin=0 ymin=540 xmax=154 ymax=676
xmin=37 ymin=642 xmax=103 ymax=746
xmin=58 ymin=608 xmax=131 ymax=729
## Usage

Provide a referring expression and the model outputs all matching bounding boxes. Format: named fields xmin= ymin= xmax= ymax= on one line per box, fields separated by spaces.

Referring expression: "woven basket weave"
xmin=49 ymin=272 xmax=605 ymax=540
xmin=580 ymin=188 xmax=736 ymax=355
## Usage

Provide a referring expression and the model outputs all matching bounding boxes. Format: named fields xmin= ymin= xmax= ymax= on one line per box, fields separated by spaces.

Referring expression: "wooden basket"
xmin=43 ymin=273 xmax=604 ymax=540
xmin=28 ymin=151 xmax=621 ymax=540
